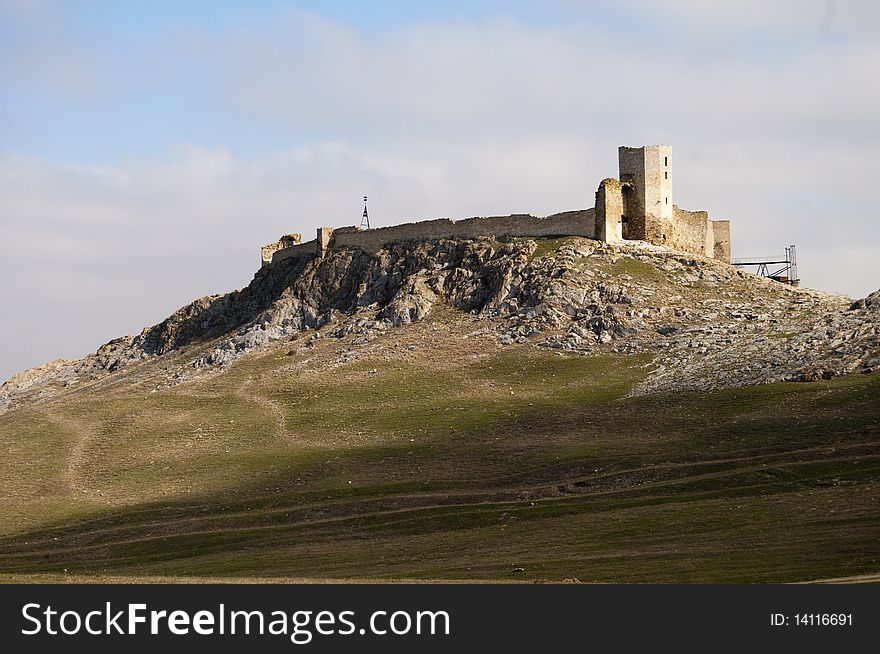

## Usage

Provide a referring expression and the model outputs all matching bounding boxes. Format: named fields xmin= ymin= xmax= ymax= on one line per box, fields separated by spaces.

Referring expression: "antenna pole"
xmin=360 ymin=195 xmax=370 ymax=229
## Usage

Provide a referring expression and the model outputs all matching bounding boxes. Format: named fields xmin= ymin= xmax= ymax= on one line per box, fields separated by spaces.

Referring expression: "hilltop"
xmin=2 ymin=236 xmax=877 ymax=412
xmin=0 ymin=236 xmax=878 ymax=582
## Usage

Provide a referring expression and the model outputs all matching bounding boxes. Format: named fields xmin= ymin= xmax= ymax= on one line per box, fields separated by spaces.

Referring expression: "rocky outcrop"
xmin=1 ymin=236 xmax=877 ymax=414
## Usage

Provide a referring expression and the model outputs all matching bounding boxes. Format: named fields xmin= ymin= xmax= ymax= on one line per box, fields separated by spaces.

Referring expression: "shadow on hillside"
xmin=1 ymin=373 xmax=878 ymax=582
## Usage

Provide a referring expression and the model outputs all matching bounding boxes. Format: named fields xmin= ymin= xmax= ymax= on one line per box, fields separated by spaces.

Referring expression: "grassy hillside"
xmin=0 ymin=312 xmax=878 ymax=583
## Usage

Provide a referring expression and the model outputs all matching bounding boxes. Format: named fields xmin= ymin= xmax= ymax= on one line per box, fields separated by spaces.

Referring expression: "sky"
xmin=1 ymin=0 xmax=879 ymax=382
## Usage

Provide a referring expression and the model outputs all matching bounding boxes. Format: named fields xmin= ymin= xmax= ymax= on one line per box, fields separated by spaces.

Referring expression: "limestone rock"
xmin=2 ymin=235 xmax=877 ymax=414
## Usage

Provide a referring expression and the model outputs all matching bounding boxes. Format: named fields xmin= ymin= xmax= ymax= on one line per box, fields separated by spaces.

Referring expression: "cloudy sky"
xmin=1 ymin=0 xmax=879 ymax=382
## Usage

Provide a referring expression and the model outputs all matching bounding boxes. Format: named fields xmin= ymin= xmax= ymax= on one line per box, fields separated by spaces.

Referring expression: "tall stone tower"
xmin=618 ymin=144 xmax=673 ymax=221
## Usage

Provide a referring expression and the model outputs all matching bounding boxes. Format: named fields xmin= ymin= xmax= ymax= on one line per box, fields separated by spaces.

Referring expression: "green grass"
xmin=269 ymin=352 xmax=644 ymax=439
xmin=528 ymin=237 xmax=579 ymax=260
xmin=597 ymin=256 xmax=664 ymax=281
xmin=0 ymin=346 xmax=878 ymax=583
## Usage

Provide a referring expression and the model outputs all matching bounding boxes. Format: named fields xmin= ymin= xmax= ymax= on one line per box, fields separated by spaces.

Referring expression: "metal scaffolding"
xmin=732 ymin=244 xmax=799 ymax=286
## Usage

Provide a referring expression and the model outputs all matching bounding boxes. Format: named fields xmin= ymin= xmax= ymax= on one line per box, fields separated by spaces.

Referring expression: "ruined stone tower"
xmin=618 ymin=144 xmax=673 ymax=221
xmin=607 ymin=144 xmax=730 ymax=262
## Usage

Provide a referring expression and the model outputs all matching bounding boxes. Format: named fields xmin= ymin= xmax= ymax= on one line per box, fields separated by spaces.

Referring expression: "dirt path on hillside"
xmin=40 ymin=409 xmax=95 ymax=495
xmin=235 ymin=378 xmax=288 ymax=443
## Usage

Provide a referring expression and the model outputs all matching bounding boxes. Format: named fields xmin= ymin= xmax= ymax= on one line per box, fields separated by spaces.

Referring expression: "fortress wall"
xmin=261 ymin=233 xmax=302 ymax=266
xmin=705 ymin=220 xmax=715 ymax=259
xmin=268 ymin=238 xmax=317 ymax=265
xmin=318 ymin=227 xmax=334 ymax=257
xmin=711 ymin=220 xmax=731 ymax=263
xmin=332 ymin=219 xmax=466 ymax=253
xmin=643 ymin=214 xmax=674 ymax=249
xmin=671 ymin=206 xmax=710 ymax=257
xmin=261 ymin=243 xmax=281 ymax=266
xmin=595 ymin=179 xmax=623 ymax=242
xmin=331 ymin=210 xmax=596 ymax=253
xmin=538 ymin=209 xmax=595 ymax=237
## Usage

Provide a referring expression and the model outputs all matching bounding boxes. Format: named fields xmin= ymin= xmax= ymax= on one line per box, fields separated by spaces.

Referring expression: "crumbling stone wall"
xmin=261 ymin=234 xmax=302 ymax=266
xmin=317 ymin=227 xmax=335 ymax=258
xmin=671 ymin=206 xmax=711 ymax=256
xmin=330 ymin=210 xmax=596 ymax=254
xmin=711 ymin=220 xmax=731 ymax=263
xmin=595 ymin=179 xmax=623 ymax=242
xmin=265 ymin=238 xmax=316 ymax=266
xmin=705 ymin=220 xmax=715 ymax=260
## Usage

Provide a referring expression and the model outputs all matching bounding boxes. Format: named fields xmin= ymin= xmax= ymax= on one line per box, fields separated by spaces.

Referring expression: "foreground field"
xmin=0 ymin=316 xmax=878 ymax=582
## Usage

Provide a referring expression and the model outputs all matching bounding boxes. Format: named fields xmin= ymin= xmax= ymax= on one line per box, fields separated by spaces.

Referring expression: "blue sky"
xmin=0 ymin=0 xmax=651 ymax=163
xmin=1 ymin=0 xmax=879 ymax=381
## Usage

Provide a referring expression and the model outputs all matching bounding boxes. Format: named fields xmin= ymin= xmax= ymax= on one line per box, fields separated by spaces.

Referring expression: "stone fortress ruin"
xmin=261 ymin=145 xmax=732 ymax=267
